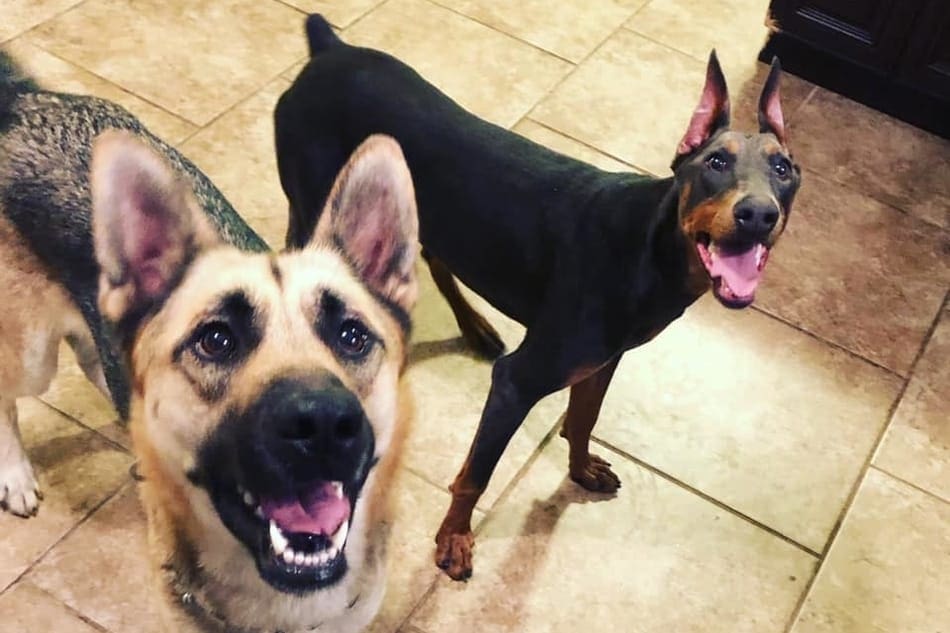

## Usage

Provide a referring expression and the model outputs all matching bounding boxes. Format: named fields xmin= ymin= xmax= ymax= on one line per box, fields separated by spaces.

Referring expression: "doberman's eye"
xmin=772 ymin=157 xmax=792 ymax=181
xmin=705 ymin=152 xmax=729 ymax=172
xmin=194 ymin=322 xmax=236 ymax=362
xmin=337 ymin=318 xmax=373 ymax=359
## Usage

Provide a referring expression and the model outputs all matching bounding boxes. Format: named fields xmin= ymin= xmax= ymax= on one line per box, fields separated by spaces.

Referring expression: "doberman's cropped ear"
xmin=676 ymin=50 xmax=731 ymax=158
xmin=758 ymin=56 xmax=787 ymax=146
xmin=91 ymin=130 xmax=220 ymax=327
xmin=312 ymin=134 xmax=419 ymax=312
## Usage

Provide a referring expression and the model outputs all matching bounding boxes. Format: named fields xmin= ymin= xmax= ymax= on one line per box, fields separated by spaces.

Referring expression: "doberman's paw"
xmin=434 ymin=528 xmax=475 ymax=581
xmin=460 ymin=313 xmax=505 ymax=360
xmin=570 ymin=454 xmax=621 ymax=493
xmin=0 ymin=457 xmax=41 ymax=517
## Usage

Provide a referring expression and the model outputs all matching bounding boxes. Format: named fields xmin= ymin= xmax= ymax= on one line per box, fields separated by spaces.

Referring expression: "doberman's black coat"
xmin=275 ymin=14 xmax=801 ymax=580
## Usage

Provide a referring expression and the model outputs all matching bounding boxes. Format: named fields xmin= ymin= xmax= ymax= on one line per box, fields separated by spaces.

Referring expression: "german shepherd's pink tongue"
xmin=707 ymin=243 xmax=769 ymax=300
xmin=260 ymin=482 xmax=351 ymax=535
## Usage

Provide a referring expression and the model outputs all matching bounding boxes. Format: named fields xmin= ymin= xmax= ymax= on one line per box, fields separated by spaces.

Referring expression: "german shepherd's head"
xmin=91 ymin=131 xmax=417 ymax=630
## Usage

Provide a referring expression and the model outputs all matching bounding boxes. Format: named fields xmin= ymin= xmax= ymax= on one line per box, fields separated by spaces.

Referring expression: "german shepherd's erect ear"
xmin=310 ymin=135 xmax=419 ymax=313
xmin=91 ymin=130 xmax=220 ymax=327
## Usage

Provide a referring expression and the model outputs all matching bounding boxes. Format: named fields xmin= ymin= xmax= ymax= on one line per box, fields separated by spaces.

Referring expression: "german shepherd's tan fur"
xmin=1 ymin=49 xmax=419 ymax=632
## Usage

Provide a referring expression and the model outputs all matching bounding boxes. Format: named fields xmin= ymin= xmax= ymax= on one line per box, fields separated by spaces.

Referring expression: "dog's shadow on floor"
xmin=409 ymin=336 xmax=494 ymax=365
xmin=471 ymin=471 xmax=618 ymax=616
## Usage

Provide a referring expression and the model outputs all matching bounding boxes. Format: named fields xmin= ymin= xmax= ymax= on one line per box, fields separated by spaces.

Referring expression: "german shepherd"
xmin=1 ymin=52 xmax=418 ymax=632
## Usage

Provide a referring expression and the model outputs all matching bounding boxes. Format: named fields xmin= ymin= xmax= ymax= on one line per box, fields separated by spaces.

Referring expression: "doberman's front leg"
xmin=435 ymin=343 xmax=556 ymax=580
xmin=559 ymin=357 xmax=621 ymax=493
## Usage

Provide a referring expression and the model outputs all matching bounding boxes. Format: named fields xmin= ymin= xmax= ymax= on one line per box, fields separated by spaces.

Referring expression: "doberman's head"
xmin=672 ymin=51 xmax=801 ymax=309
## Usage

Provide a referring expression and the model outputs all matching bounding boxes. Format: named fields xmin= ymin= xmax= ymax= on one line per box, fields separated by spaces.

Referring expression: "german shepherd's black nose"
xmin=734 ymin=196 xmax=779 ymax=240
xmin=265 ymin=375 xmax=369 ymax=456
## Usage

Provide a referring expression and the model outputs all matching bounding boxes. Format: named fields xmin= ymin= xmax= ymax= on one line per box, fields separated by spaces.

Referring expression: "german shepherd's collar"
xmin=1 ymin=52 xmax=418 ymax=632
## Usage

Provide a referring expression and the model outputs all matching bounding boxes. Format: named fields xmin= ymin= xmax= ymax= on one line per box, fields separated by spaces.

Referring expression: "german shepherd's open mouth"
xmin=196 ymin=376 xmax=378 ymax=593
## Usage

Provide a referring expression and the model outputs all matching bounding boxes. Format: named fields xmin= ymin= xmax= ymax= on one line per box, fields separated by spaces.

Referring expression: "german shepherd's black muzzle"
xmin=193 ymin=372 xmax=376 ymax=594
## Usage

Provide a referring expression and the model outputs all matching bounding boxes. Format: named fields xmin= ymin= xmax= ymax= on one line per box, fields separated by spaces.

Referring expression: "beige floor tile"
xmin=28 ymin=0 xmax=307 ymax=126
xmin=512 ymin=119 xmax=633 ymax=172
xmin=756 ymin=174 xmax=950 ymax=376
xmin=280 ymin=0 xmax=385 ymax=28
xmin=791 ymin=88 xmax=950 ymax=229
xmin=875 ymin=303 xmax=950 ymax=500
xmin=343 ymin=0 xmax=572 ymax=128
xmin=410 ymin=440 xmax=816 ymax=633
xmin=0 ymin=582 xmax=103 ymax=633
xmin=594 ymin=295 xmax=902 ymax=552
xmin=790 ymin=468 xmax=950 ymax=633
xmin=27 ymin=485 xmax=162 ymax=633
xmin=431 ymin=0 xmax=648 ymax=62
xmin=181 ymin=78 xmax=291 ymax=246
xmin=0 ymin=399 xmax=131 ymax=592
xmin=625 ymin=0 xmax=770 ymax=67
xmin=367 ymin=469 xmax=484 ymax=633
xmin=3 ymin=39 xmax=195 ymax=144
xmin=0 ymin=0 xmax=82 ymax=43
xmin=531 ymin=30 xmax=812 ymax=176
xmin=41 ymin=345 xmax=118 ymax=438
xmin=405 ymin=261 xmax=567 ymax=511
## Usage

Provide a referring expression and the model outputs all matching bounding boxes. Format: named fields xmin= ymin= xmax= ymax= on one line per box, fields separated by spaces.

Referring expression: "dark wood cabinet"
xmin=762 ymin=0 xmax=950 ymax=138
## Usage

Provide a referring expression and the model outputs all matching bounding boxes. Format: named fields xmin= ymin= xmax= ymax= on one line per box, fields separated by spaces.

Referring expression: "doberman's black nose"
xmin=264 ymin=375 xmax=369 ymax=457
xmin=734 ymin=197 xmax=779 ymax=240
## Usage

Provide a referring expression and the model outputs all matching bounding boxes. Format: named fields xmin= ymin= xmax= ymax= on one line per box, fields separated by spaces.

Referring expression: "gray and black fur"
xmin=0 ymin=52 xmax=267 ymax=419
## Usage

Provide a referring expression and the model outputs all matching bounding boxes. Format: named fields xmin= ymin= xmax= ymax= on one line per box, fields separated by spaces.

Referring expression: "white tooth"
xmin=331 ymin=521 xmax=349 ymax=552
xmin=283 ymin=548 xmax=295 ymax=564
xmin=294 ymin=551 xmax=305 ymax=566
xmin=242 ymin=491 xmax=255 ymax=507
xmin=326 ymin=546 xmax=338 ymax=561
xmin=254 ymin=506 xmax=264 ymax=519
xmin=269 ymin=521 xmax=288 ymax=555
xmin=317 ymin=551 xmax=330 ymax=565
xmin=330 ymin=481 xmax=344 ymax=499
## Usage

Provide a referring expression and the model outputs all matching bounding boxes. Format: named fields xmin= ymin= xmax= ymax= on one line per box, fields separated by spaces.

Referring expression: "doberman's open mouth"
xmin=695 ymin=234 xmax=769 ymax=309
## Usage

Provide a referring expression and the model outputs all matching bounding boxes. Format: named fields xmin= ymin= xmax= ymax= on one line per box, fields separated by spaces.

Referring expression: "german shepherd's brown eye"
xmin=705 ymin=152 xmax=728 ymax=172
xmin=337 ymin=319 xmax=371 ymax=358
xmin=195 ymin=322 xmax=236 ymax=361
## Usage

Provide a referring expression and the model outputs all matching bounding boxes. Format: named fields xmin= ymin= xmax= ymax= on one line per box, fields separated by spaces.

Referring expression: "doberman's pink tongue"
xmin=260 ymin=482 xmax=351 ymax=535
xmin=709 ymin=244 xmax=768 ymax=298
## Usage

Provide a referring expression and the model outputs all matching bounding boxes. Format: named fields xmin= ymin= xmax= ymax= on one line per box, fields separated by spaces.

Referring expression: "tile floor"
xmin=1 ymin=1 xmax=948 ymax=632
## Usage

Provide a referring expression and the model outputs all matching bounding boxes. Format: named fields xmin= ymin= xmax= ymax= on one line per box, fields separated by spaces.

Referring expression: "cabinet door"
xmin=900 ymin=0 xmax=950 ymax=99
xmin=770 ymin=0 xmax=922 ymax=71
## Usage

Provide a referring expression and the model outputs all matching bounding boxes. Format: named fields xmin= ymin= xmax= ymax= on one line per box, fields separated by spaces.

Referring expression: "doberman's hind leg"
xmin=423 ymin=249 xmax=505 ymax=360
xmin=559 ymin=357 xmax=622 ymax=493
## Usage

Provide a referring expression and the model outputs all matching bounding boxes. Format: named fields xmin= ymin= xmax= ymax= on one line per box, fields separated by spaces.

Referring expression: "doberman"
xmin=275 ymin=14 xmax=801 ymax=580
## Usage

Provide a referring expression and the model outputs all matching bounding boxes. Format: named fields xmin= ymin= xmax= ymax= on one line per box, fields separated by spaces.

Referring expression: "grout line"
xmin=519 ymin=116 xmax=657 ymax=175
xmin=4 ymin=481 xmax=132 ymax=593
xmin=798 ymin=167 xmax=949 ymax=234
xmin=780 ymin=289 xmax=946 ymax=632
xmin=15 ymin=42 xmax=197 ymax=140
xmin=870 ymin=464 xmax=950 ymax=506
xmin=424 ymin=0 xmax=577 ymax=65
xmin=177 ymin=72 xmax=292 ymax=145
xmin=3 ymin=0 xmax=90 ymax=45
xmin=32 ymin=583 xmax=111 ymax=632
xmin=589 ymin=436 xmax=822 ymax=559
xmin=37 ymin=399 xmax=130 ymax=455
xmin=749 ymin=305 xmax=907 ymax=381
xmin=341 ymin=0 xmax=395 ymax=33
